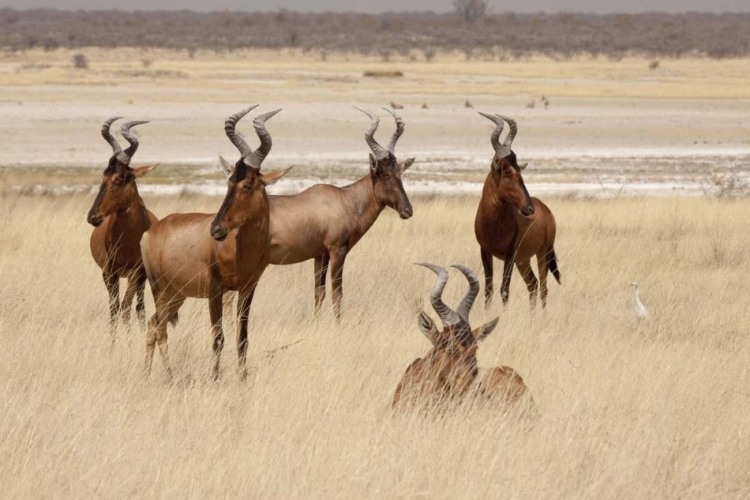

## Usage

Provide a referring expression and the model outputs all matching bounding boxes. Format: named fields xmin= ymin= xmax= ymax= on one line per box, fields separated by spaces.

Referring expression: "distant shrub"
xmin=363 ymin=70 xmax=404 ymax=78
xmin=72 ymin=53 xmax=88 ymax=69
xmin=0 ymin=10 xmax=749 ymax=60
xmin=423 ymin=47 xmax=437 ymax=62
xmin=649 ymin=60 xmax=660 ymax=70
xmin=453 ymin=0 xmax=487 ymax=24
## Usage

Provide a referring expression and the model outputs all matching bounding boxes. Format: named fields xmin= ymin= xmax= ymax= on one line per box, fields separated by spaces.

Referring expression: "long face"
xmin=370 ymin=153 xmax=414 ymax=219
xmin=210 ymin=161 xmax=291 ymax=241
xmin=210 ymin=163 xmax=267 ymax=241
xmin=87 ymin=160 xmax=137 ymax=227
xmin=490 ymin=152 xmax=535 ymax=216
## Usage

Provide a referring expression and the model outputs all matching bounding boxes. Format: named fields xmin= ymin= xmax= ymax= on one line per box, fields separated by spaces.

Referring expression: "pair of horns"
xmin=416 ymin=263 xmax=479 ymax=330
xmin=224 ymin=105 xmax=281 ymax=169
xmin=477 ymin=112 xmax=518 ymax=158
xmin=354 ymin=107 xmax=404 ymax=160
xmin=101 ymin=117 xmax=149 ymax=164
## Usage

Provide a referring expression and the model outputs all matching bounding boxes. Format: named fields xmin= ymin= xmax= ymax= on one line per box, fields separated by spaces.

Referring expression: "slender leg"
xmin=537 ymin=251 xmax=550 ymax=309
xmin=313 ymin=253 xmax=330 ymax=317
xmin=329 ymin=248 xmax=347 ymax=322
xmin=500 ymin=256 xmax=514 ymax=307
xmin=104 ymin=269 xmax=120 ymax=340
xmin=236 ymin=287 xmax=256 ymax=381
xmin=209 ymin=287 xmax=224 ymax=381
xmin=135 ymin=269 xmax=147 ymax=331
xmin=480 ymin=248 xmax=494 ymax=309
xmin=515 ymin=260 xmax=539 ymax=309
xmin=145 ymin=291 xmax=184 ymax=381
xmin=121 ymin=272 xmax=139 ymax=328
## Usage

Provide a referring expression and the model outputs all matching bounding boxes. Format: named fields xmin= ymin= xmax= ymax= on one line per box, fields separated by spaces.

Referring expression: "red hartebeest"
xmin=474 ymin=113 xmax=560 ymax=309
xmin=87 ymin=117 xmax=158 ymax=336
xmin=141 ymin=106 xmax=291 ymax=380
xmin=218 ymin=107 xmax=414 ymax=320
xmin=392 ymin=263 xmax=534 ymax=411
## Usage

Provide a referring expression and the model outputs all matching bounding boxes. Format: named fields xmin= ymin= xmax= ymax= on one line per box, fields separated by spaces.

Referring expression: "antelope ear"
xmin=218 ymin=155 xmax=234 ymax=177
xmin=131 ymin=164 xmax=159 ymax=178
xmin=400 ymin=158 xmax=416 ymax=172
xmin=472 ymin=317 xmax=500 ymax=343
xmin=259 ymin=166 xmax=293 ymax=186
xmin=369 ymin=152 xmax=378 ymax=174
xmin=518 ymin=162 xmax=528 ymax=171
xmin=417 ymin=311 xmax=441 ymax=346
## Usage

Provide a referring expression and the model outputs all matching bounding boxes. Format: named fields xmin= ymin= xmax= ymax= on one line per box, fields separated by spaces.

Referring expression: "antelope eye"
xmin=113 ymin=177 xmax=124 ymax=185
xmin=241 ymin=183 xmax=252 ymax=191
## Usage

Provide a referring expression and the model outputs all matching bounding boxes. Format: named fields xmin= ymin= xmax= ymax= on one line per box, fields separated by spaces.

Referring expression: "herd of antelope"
xmin=87 ymin=106 xmax=559 ymax=413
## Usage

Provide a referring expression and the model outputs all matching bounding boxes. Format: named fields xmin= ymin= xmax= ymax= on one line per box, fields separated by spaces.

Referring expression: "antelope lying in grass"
xmin=87 ymin=117 xmax=158 ymax=336
xmin=219 ymin=107 xmax=414 ymax=320
xmin=392 ymin=263 xmax=534 ymax=412
xmin=141 ymin=106 xmax=291 ymax=380
xmin=474 ymin=113 xmax=560 ymax=308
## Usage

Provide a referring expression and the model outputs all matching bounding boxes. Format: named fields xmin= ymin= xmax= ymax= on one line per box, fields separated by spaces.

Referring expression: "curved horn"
xmin=382 ymin=108 xmax=405 ymax=154
xmin=415 ymin=262 xmax=460 ymax=327
xmin=354 ymin=107 xmax=388 ymax=160
xmin=451 ymin=264 xmax=479 ymax=322
xmin=495 ymin=114 xmax=518 ymax=148
xmin=245 ymin=108 xmax=281 ymax=169
xmin=119 ymin=120 xmax=149 ymax=163
xmin=225 ymin=105 xmax=259 ymax=158
xmin=477 ymin=111 xmax=511 ymax=158
xmin=101 ymin=116 xmax=123 ymax=157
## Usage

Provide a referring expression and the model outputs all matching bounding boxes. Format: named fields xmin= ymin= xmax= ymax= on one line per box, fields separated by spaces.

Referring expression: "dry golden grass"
xmin=1 ymin=193 xmax=749 ymax=498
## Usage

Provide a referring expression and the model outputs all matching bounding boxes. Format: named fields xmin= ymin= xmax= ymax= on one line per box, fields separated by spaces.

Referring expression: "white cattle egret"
xmin=630 ymin=282 xmax=649 ymax=320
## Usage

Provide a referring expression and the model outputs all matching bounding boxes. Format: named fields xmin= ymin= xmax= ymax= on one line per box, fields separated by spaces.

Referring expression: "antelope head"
xmin=478 ymin=112 xmax=535 ymax=216
xmin=355 ymin=107 xmax=414 ymax=220
xmin=87 ymin=118 xmax=157 ymax=227
xmin=210 ymin=106 xmax=292 ymax=241
xmin=414 ymin=263 xmax=501 ymax=397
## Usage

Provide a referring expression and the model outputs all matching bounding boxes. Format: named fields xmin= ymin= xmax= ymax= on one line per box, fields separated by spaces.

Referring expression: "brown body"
xmin=87 ymin=117 xmax=158 ymax=335
xmin=226 ymin=107 xmax=413 ymax=320
xmin=392 ymin=264 xmax=534 ymax=412
xmin=473 ymin=113 xmax=560 ymax=308
xmin=141 ymin=106 xmax=290 ymax=380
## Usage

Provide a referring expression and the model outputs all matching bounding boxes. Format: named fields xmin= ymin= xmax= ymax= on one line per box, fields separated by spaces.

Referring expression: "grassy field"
xmin=1 ymin=193 xmax=749 ymax=498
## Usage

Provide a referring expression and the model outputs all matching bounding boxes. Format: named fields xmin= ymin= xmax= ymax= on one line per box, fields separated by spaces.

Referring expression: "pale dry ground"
xmin=0 ymin=48 xmax=748 ymax=176
xmin=1 ymin=193 xmax=749 ymax=498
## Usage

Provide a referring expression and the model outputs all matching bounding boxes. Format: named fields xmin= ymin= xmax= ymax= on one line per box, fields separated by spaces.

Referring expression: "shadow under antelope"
xmin=474 ymin=113 xmax=560 ymax=309
xmin=87 ymin=117 xmax=158 ymax=337
xmin=392 ymin=263 xmax=534 ymax=412
xmin=140 ymin=106 xmax=292 ymax=381
xmin=219 ymin=107 xmax=414 ymax=321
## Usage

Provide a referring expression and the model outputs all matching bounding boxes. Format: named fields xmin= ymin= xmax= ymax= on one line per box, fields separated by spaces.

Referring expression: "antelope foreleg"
xmin=135 ymin=269 xmax=147 ymax=330
xmin=313 ymin=254 xmax=329 ymax=317
xmin=104 ymin=270 xmax=120 ymax=340
xmin=209 ymin=289 xmax=224 ymax=381
xmin=329 ymin=249 xmax=347 ymax=322
xmin=500 ymin=257 xmax=514 ymax=307
xmin=236 ymin=287 xmax=255 ymax=381
xmin=121 ymin=274 xmax=139 ymax=327
xmin=480 ymin=248 xmax=494 ymax=309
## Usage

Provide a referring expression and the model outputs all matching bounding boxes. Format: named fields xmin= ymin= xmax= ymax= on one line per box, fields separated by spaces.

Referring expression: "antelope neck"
xmin=342 ymin=175 xmax=385 ymax=227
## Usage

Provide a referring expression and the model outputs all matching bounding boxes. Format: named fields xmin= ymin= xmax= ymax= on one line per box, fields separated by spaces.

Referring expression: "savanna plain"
xmin=1 ymin=48 xmax=750 ymax=498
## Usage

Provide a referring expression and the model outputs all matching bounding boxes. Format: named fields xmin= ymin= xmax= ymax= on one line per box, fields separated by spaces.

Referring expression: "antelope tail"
xmin=548 ymin=248 xmax=561 ymax=285
xmin=169 ymin=312 xmax=179 ymax=327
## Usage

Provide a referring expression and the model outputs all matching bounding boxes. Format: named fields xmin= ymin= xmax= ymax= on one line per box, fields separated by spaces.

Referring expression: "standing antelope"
xmin=474 ymin=113 xmax=560 ymax=309
xmin=392 ymin=263 xmax=533 ymax=411
xmin=219 ymin=107 xmax=414 ymax=320
xmin=141 ymin=106 xmax=291 ymax=380
xmin=87 ymin=117 xmax=158 ymax=336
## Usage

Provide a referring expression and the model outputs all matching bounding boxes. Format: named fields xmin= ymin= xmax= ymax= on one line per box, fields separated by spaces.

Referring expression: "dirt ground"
xmin=0 ymin=48 xmax=748 ymax=196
